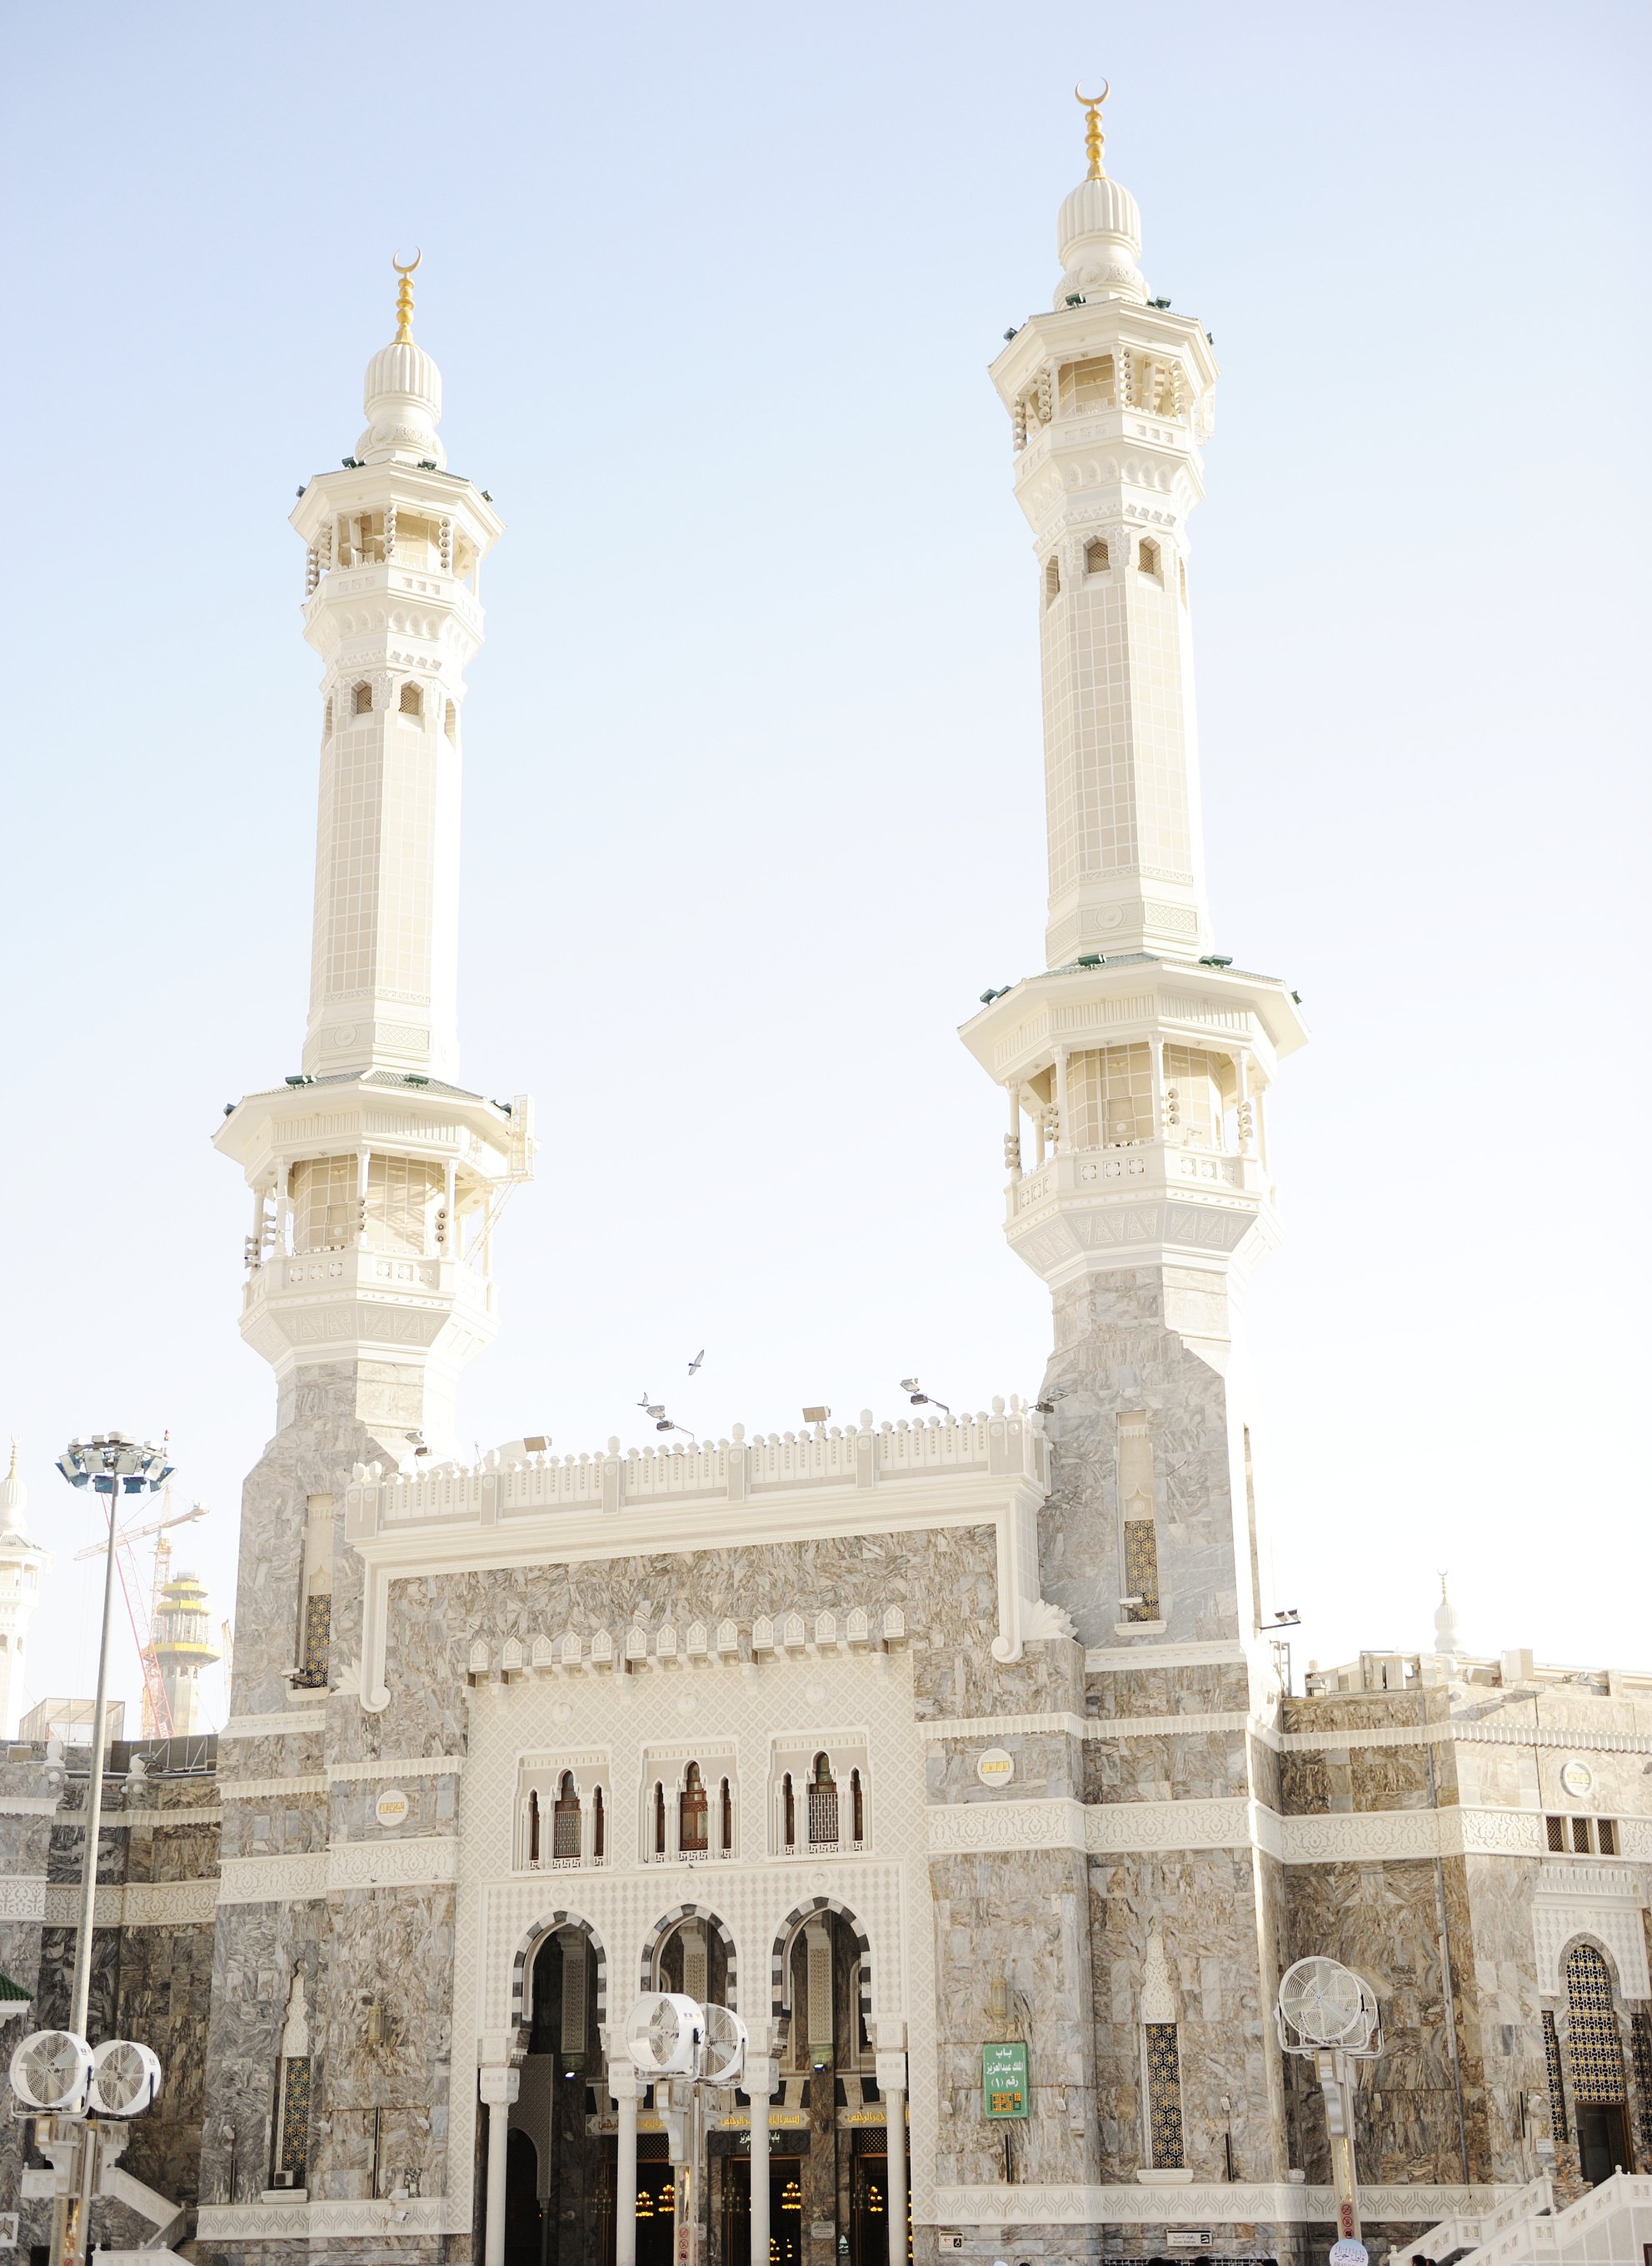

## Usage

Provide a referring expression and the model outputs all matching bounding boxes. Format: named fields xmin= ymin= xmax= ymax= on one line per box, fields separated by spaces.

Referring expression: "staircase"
xmin=1390 ymin=2174 xmax=1652 ymax=2266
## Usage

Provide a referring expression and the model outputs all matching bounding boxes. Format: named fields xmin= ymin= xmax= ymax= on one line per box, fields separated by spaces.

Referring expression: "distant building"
xmin=149 ymin=1569 xmax=221 ymax=1738
xmin=0 ymin=1445 xmax=48 ymax=1740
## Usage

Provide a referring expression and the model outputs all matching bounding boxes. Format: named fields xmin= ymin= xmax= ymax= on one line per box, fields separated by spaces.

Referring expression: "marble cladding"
xmin=1041 ymin=1267 xmax=1248 ymax=1652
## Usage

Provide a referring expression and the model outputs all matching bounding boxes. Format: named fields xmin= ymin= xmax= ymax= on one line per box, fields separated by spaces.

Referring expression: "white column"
xmin=479 ymin=2065 xmax=520 ymax=2266
xmin=611 ymin=2062 xmax=640 ymax=2266
xmin=1053 ymin=1046 xmax=1070 ymax=1155
xmin=747 ymin=2053 xmax=776 ymax=2266
xmin=876 ymin=2053 xmax=908 ymax=2266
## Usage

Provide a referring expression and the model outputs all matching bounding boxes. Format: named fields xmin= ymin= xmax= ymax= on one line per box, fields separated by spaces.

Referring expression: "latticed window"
xmin=353 ymin=680 xmax=373 ymax=715
xmin=1565 ymin=1942 xmax=1626 ymax=2104
xmin=1119 ymin=1412 xmax=1160 ymax=1621
xmin=1161 ymin=1046 xmax=1223 ymax=1150
xmin=807 ymin=1754 xmax=839 ymax=1848
xmin=1138 ymin=537 xmax=1161 ymax=577
xmin=1145 ymin=2024 xmax=1185 ymax=2169
xmin=679 ymin=1763 xmax=708 ymax=1854
xmin=1044 ymin=556 xmax=1061 ymax=606
xmin=1057 ymin=355 xmax=1115 ymax=413
xmin=274 ymin=2056 xmax=311 ymax=2186
xmin=293 ymin=1590 xmax=330 ymax=1689
xmin=363 ymin=1155 xmax=442 ymax=1256
xmin=289 ymin=1155 xmax=356 ymax=1252
xmin=398 ymin=681 xmax=422 ymax=717
xmin=1085 ymin=537 xmax=1110 ymax=575
xmin=1068 ymin=1043 xmax=1153 ymax=1149
xmin=552 ymin=1772 xmax=581 ymax=1861
xmin=1544 ymin=2009 xmax=1568 ymax=2141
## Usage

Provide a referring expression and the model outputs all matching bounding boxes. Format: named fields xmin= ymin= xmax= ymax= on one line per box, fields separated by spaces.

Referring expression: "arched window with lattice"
xmin=352 ymin=680 xmax=373 ymax=716
xmin=1565 ymin=1940 xmax=1630 ymax=2186
xmin=551 ymin=1770 xmax=581 ymax=1862
xmin=679 ymin=1761 xmax=708 ymax=1854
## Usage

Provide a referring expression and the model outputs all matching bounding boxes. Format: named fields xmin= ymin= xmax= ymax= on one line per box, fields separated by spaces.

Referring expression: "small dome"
xmin=1055 ymin=172 xmax=1146 ymax=308
xmin=357 ymin=337 xmax=446 ymax=469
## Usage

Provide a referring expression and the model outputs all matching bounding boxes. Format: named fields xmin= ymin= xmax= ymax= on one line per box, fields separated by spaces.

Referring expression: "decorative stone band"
xmin=220 ymin=1778 xmax=327 ymax=1801
xmin=926 ymin=1708 xmax=1652 ymax=1765
xmin=0 ymin=1877 xmax=45 ymax=1921
xmin=221 ymin=1709 xmax=327 ymax=1740
xmin=327 ymin=1753 xmax=464 ymax=1783
xmin=218 ymin=1834 xmax=460 ymax=1904
xmin=933 ymin=2183 xmax=1522 ymax=2228
xmin=42 ymin=1879 xmax=219 ymax=1929
xmin=197 ymin=2197 xmax=461 ymax=2240
xmin=926 ymin=1798 xmax=1570 ymax=1862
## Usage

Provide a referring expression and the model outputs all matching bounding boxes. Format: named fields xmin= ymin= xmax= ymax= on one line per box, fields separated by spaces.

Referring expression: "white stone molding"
xmin=926 ymin=1797 xmax=1086 ymax=1854
xmin=932 ymin=2183 xmax=1522 ymax=2227
xmin=197 ymin=2198 xmax=459 ymax=2240
xmin=221 ymin=1778 xmax=327 ymax=1801
xmin=0 ymin=1795 xmax=63 ymax=1818
xmin=1085 ymin=1640 xmax=1249 ymax=1672
xmin=0 ymin=1876 xmax=46 ymax=1921
xmin=218 ymin=1853 xmax=329 ymax=1905
xmin=327 ymin=1750 xmax=464 ymax=1783
xmin=220 ymin=1708 xmax=327 ymax=1740
xmin=1086 ymin=1798 xmax=1255 ymax=1854
xmin=1532 ymin=1868 xmax=1650 ymax=1998
xmin=42 ymin=1879 xmax=219 ymax=1929
xmin=1138 ymin=1933 xmax=1176 ymax=2024
xmin=327 ymin=1834 xmax=460 ymax=1891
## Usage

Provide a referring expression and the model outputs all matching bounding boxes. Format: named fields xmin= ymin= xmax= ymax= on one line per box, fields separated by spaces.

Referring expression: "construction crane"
xmin=73 ymin=1491 xmax=209 ymax=1738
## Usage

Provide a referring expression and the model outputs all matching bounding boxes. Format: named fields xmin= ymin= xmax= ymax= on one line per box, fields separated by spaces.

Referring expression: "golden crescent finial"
xmin=392 ymin=248 xmax=422 ymax=342
xmin=1075 ymin=82 xmax=1110 ymax=181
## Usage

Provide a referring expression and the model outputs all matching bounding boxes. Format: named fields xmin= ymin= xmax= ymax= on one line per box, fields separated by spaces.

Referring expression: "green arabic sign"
xmin=981 ymin=2041 xmax=1028 ymax=2119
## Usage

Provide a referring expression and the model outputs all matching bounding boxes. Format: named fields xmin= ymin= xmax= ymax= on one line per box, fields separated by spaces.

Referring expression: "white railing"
xmin=355 ymin=1400 xmax=1045 ymax=1529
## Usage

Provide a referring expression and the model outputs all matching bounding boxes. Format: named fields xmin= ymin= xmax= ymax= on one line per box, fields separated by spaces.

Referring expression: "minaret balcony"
xmin=239 ymin=1241 xmax=497 ymax=1361
xmin=1005 ymin=1139 xmax=1275 ymax=1278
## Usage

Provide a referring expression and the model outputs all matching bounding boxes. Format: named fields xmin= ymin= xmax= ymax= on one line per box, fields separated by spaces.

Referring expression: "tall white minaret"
xmin=215 ymin=258 xmax=529 ymax=1462
xmin=961 ymin=92 xmax=1306 ymax=1651
xmin=150 ymin=1567 xmax=221 ymax=1737
xmin=0 ymin=1445 xmax=50 ymax=1739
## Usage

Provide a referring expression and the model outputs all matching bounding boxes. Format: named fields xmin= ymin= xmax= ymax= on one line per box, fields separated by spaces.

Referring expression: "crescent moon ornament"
xmin=391 ymin=250 xmax=422 ymax=343
xmin=1075 ymin=82 xmax=1110 ymax=181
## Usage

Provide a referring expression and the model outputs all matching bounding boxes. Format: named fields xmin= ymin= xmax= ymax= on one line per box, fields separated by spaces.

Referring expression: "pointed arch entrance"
xmin=503 ymin=1915 xmax=615 ymax=2266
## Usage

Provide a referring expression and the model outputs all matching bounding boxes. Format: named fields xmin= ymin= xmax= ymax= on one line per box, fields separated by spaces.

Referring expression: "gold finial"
xmin=1075 ymin=82 xmax=1110 ymax=181
xmin=392 ymin=248 xmax=422 ymax=343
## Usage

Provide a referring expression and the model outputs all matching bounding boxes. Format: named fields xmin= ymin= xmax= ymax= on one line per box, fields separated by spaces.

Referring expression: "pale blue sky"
xmin=3 ymin=3 xmax=1647 ymax=1730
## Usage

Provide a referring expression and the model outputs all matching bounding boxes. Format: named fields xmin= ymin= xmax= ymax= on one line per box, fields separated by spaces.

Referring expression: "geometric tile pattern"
xmin=277 ymin=2055 xmax=312 ymax=2186
xmin=1145 ymin=2024 xmax=1185 ymax=2169
xmin=1544 ymin=2010 xmax=1567 ymax=2144
xmin=1565 ymin=1942 xmax=1625 ymax=2105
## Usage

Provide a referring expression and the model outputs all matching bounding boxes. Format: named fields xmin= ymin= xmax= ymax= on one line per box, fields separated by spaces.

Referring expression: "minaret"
xmin=150 ymin=1568 xmax=221 ymax=1737
xmin=961 ymin=90 xmax=1307 ymax=1652
xmin=0 ymin=1445 xmax=49 ymax=1740
xmin=212 ymin=260 xmax=528 ymax=1715
xmin=215 ymin=257 xmax=528 ymax=1465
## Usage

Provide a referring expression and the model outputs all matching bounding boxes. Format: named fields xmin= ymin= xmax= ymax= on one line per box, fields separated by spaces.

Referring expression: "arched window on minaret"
xmin=1084 ymin=538 xmax=1109 ymax=576
xmin=1118 ymin=1412 xmax=1161 ymax=1625
xmin=807 ymin=1753 xmax=838 ymax=1849
xmin=444 ymin=700 xmax=457 ymax=742
xmin=323 ymin=696 xmax=333 ymax=738
xmin=552 ymin=1770 xmax=581 ymax=1862
xmin=1043 ymin=556 xmax=1061 ymax=606
xmin=398 ymin=682 xmax=423 ymax=720
xmin=679 ymin=1761 xmax=708 ymax=1854
xmin=352 ymin=680 xmax=373 ymax=716
xmin=1136 ymin=537 xmax=1161 ymax=579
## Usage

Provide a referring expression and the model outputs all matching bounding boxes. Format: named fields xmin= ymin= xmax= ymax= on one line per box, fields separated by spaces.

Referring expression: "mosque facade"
xmin=2 ymin=97 xmax=1651 ymax=2266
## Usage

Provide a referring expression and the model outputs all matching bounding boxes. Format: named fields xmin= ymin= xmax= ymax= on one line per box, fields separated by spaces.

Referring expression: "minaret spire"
xmin=214 ymin=265 xmax=528 ymax=1464
xmin=1076 ymin=82 xmax=1109 ymax=180
xmin=961 ymin=90 xmax=1306 ymax=1650
xmin=392 ymin=248 xmax=421 ymax=343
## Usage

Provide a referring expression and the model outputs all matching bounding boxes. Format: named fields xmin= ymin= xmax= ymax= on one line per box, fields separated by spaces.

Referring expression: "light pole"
xmin=42 ymin=1433 xmax=172 ymax=2266
xmin=1275 ymin=1955 xmax=1382 ymax=2265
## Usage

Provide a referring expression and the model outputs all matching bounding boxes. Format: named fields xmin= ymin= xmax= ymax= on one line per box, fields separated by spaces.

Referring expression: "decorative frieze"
xmin=933 ymin=2182 xmax=1523 ymax=2226
xmin=217 ymin=1836 xmax=460 ymax=1903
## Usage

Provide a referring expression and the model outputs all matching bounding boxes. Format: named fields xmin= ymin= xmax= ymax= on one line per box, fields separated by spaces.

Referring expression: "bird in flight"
xmin=687 ymin=1350 xmax=705 ymax=1376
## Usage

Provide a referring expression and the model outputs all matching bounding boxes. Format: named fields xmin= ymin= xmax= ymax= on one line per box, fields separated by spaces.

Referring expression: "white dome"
xmin=1055 ymin=172 xmax=1146 ymax=308
xmin=357 ymin=337 xmax=446 ymax=468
